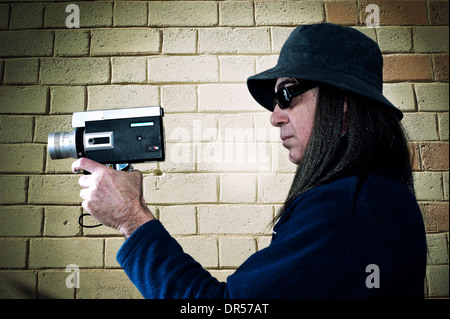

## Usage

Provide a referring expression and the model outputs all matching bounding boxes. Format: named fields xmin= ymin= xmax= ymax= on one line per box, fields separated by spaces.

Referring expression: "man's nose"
xmin=270 ymin=104 xmax=288 ymax=127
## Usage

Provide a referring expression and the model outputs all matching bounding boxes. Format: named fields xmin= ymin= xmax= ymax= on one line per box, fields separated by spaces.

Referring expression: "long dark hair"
xmin=277 ymin=83 xmax=414 ymax=223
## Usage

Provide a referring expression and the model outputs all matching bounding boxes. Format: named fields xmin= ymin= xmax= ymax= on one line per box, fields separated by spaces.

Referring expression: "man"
xmin=72 ymin=23 xmax=426 ymax=298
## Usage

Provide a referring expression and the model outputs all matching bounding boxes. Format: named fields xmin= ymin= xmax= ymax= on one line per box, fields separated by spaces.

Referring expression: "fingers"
xmin=78 ymin=175 xmax=92 ymax=188
xmin=72 ymin=157 xmax=105 ymax=174
xmin=79 ymin=188 xmax=90 ymax=200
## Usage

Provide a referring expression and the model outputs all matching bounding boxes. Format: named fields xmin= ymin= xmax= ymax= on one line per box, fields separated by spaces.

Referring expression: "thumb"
xmin=72 ymin=157 xmax=105 ymax=174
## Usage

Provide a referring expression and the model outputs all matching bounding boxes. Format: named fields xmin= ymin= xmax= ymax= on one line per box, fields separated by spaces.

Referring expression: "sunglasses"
xmin=273 ymin=82 xmax=318 ymax=109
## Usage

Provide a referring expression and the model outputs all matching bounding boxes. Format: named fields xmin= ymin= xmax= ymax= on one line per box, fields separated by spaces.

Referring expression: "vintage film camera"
xmin=48 ymin=106 xmax=165 ymax=167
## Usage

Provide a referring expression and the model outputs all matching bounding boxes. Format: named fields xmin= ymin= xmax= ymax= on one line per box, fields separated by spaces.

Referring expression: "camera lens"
xmin=48 ymin=131 xmax=79 ymax=159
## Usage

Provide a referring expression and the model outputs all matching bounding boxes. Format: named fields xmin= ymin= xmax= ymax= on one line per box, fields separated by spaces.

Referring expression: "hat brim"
xmin=247 ymin=63 xmax=403 ymax=120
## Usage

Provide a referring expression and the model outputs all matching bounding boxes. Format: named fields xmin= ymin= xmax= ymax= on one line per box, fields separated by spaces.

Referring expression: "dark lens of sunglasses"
xmin=273 ymin=89 xmax=291 ymax=109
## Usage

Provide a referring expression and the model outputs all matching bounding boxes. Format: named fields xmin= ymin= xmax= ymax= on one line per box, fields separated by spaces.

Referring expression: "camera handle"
xmin=78 ymin=163 xmax=134 ymax=228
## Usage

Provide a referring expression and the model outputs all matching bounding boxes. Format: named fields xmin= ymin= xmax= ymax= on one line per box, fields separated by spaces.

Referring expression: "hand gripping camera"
xmin=48 ymin=106 xmax=165 ymax=168
xmin=48 ymin=106 xmax=165 ymax=228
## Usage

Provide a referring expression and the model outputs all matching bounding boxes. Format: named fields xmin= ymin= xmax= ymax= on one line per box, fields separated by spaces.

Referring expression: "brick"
xmin=0 ymin=144 xmax=45 ymax=173
xmin=426 ymin=233 xmax=449 ymax=265
xmin=255 ymin=1 xmax=324 ymax=26
xmin=272 ymin=143 xmax=298 ymax=173
xmin=44 ymin=206 xmax=81 ymax=237
xmin=50 ymin=86 xmax=86 ymax=114
xmin=91 ymin=29 xmax=160 ymax=56
xmin=199 ymin=27 xmax=270 ymax=54
xmin=143 ymin=174 xmax=218 ymax=204
xmin=0 ymin=206 xmax=43 ymax=236
xmin=408 ymin=143 xmax=421 ymax=171
xmin=382 ymin=83 xmax=415 ymax=112
xmin=161 ymin=85 xmax=197 ymax=113
xmin=176 ymin=237 xmax=218 ymax=268
xmin=198 ymin=205 xmax=273 ymax=234
xmin=159 ymin=143 xmax=196 ymax=173
xmin=78 ymin=270 xmax=142 ymax=299
xmin=87 ymin=85 xmax=159 ymax=110
xmin=0 ymin=86 xmax=48 ymax=114
xmin=383 ymin=55 xmax=432 ymax=82
xmin=439 ymin=113 xmax=449 ymax=141
xmin=359 ymin=0 xmax=428 ymax=25
xmin=45 ymin=2 xmax=113 ymax=28
xmin=413 ymin=172 xmax=443 ymax=201
xmin=28 ymin=175 xmax=81 ymax=205
xmin=0 ymin=59 xmax=3 ymax=83
xmin=325 ymin=0 xmax=359 ymax=25
xmin=197 ymin=142 xmax=272 ymax=172
xmin=0 ymin=116 xmax=34 ymax=143
xmin=377 ymin=27 xmax=412 ymax=53
xmin=112 ymin=57 xmax=146 ymax=84
xmin=38 ymin=271 xmax=75 ymax=299
xmin=219 ymin=1 xmax=254 ymax=26
xmin=434 ymin=54 xmax=449 ymax=82
xmin=271 ymin=27 xmax=296 ymax=53
xmin=402 ymin=113 xmax=438 ymax=141
xmin=220 ymin=173 xmax=257 ymax=203
xmin=82 ymin=219 xmax=122 ymax=237
xmin=254 ymin=113 xmax=279 ymax=143
xmin=0 ymin=239 xmax=27 ymax=268
xmin=0 ymin=4 xmax=9 ymax=30
xmin=198 ymin=84 xmax=262 ymax=112
xmin=0 ymin=175 xmax=27 ymax=204
xmin=421 ymin=143 xmax=449 ymax=170
xmin=34 ymin=115 xmax=72 ymax=143
xmin=114 ymin=1 xmax=148 ymax=27
xmin=164 ymin=113 xmax=218 ymax=143
xmin=257 ymin=236 xmax=272 ymax=251
xmin=148 ymin=56 xmax=219 ymax=83
xmin=10 ymin=3 xmax=44 ymax=30
xmin=421 ymin=202 xmax=449 ymax=232
xmin=444 ymin=172 xmax=449 ymax=200
xmin=40 ymin=58 xmax=110 ymax=85
xmin=426 ymin=265 xmax=449 ymax=298
xmin=218 ymin=113 xmax=255 ymax=142
xmin=209 ymin=269 xmax=235 ymax=283
xmin=29 ymin=238 xmax=103 ymax=268
xmin=0 ymin=272 xmax=36 ymax=299
xmin=163 ymin=143 xmax=195 ymax=171
xmin=148 ymin=1 xmax=218 ymax=27
xmin=413 ymin=27 xmax=449 ymax=53
xmin=258 ymin=173 xmax=294 ymax=203
xmin=415 ymin=83 xmax=449 ymax=112
xmin=219 ymin=56 xmax=255 ymax=82
xmin=105 ymin=238 xmax=125 ymax=268
xmin=55 ymin=30 xmax=90 ymax=57
xmin=4 ymin=58 xmax=39 ymax=84
xmin=219 ymin=237 xmax=256 ymax=267
xmin=0 ymin=30 xmax=53 ymax=57
xmin=352 ymin=26 xmax=377 ymax=42
xmin=162 ymin=29 xmax=197 ymax=54
xmin=159 ymin=205 xmax=197 ymax=235
xmin=429 ymin=0 xmax=450 ymax=25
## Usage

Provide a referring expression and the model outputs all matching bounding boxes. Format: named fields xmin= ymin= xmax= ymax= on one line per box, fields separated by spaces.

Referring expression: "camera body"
xmin=48 ymin=106 xmax=165 ymax=164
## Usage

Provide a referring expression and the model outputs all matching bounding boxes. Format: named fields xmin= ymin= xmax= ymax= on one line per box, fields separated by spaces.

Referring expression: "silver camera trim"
xmin=84 ymin=131 xmax=114 ymax=151
xmin=72 ymin=106 xmax=162 ymax=128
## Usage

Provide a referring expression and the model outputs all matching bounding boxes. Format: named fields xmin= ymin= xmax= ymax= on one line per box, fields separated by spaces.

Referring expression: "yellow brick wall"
xmin=0 ymin=0 xmax=448 ymax=299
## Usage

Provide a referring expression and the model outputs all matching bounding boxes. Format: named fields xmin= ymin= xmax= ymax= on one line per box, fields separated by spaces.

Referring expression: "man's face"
xmin=271 ymin=77 xmax=318 ymax=164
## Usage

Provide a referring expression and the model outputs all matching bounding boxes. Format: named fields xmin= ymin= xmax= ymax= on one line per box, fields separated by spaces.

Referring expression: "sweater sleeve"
xmin=117 ymin=219 xmax=230 ymax=298
xmin=117 ymin=179 xmax=365 ymax=299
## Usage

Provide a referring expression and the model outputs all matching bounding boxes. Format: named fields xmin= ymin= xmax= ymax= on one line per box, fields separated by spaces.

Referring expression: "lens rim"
xmin=48 ymin=131 xmax=78 ymax=159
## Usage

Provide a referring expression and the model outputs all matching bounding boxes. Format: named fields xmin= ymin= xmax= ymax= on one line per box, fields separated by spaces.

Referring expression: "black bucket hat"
xmin=247 ymin=23 xmax=403 ymax=120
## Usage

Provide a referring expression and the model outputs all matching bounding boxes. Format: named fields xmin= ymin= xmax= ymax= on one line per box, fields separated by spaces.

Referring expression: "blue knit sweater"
xmin=117 ymin=175 xmax=427 ymax=299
